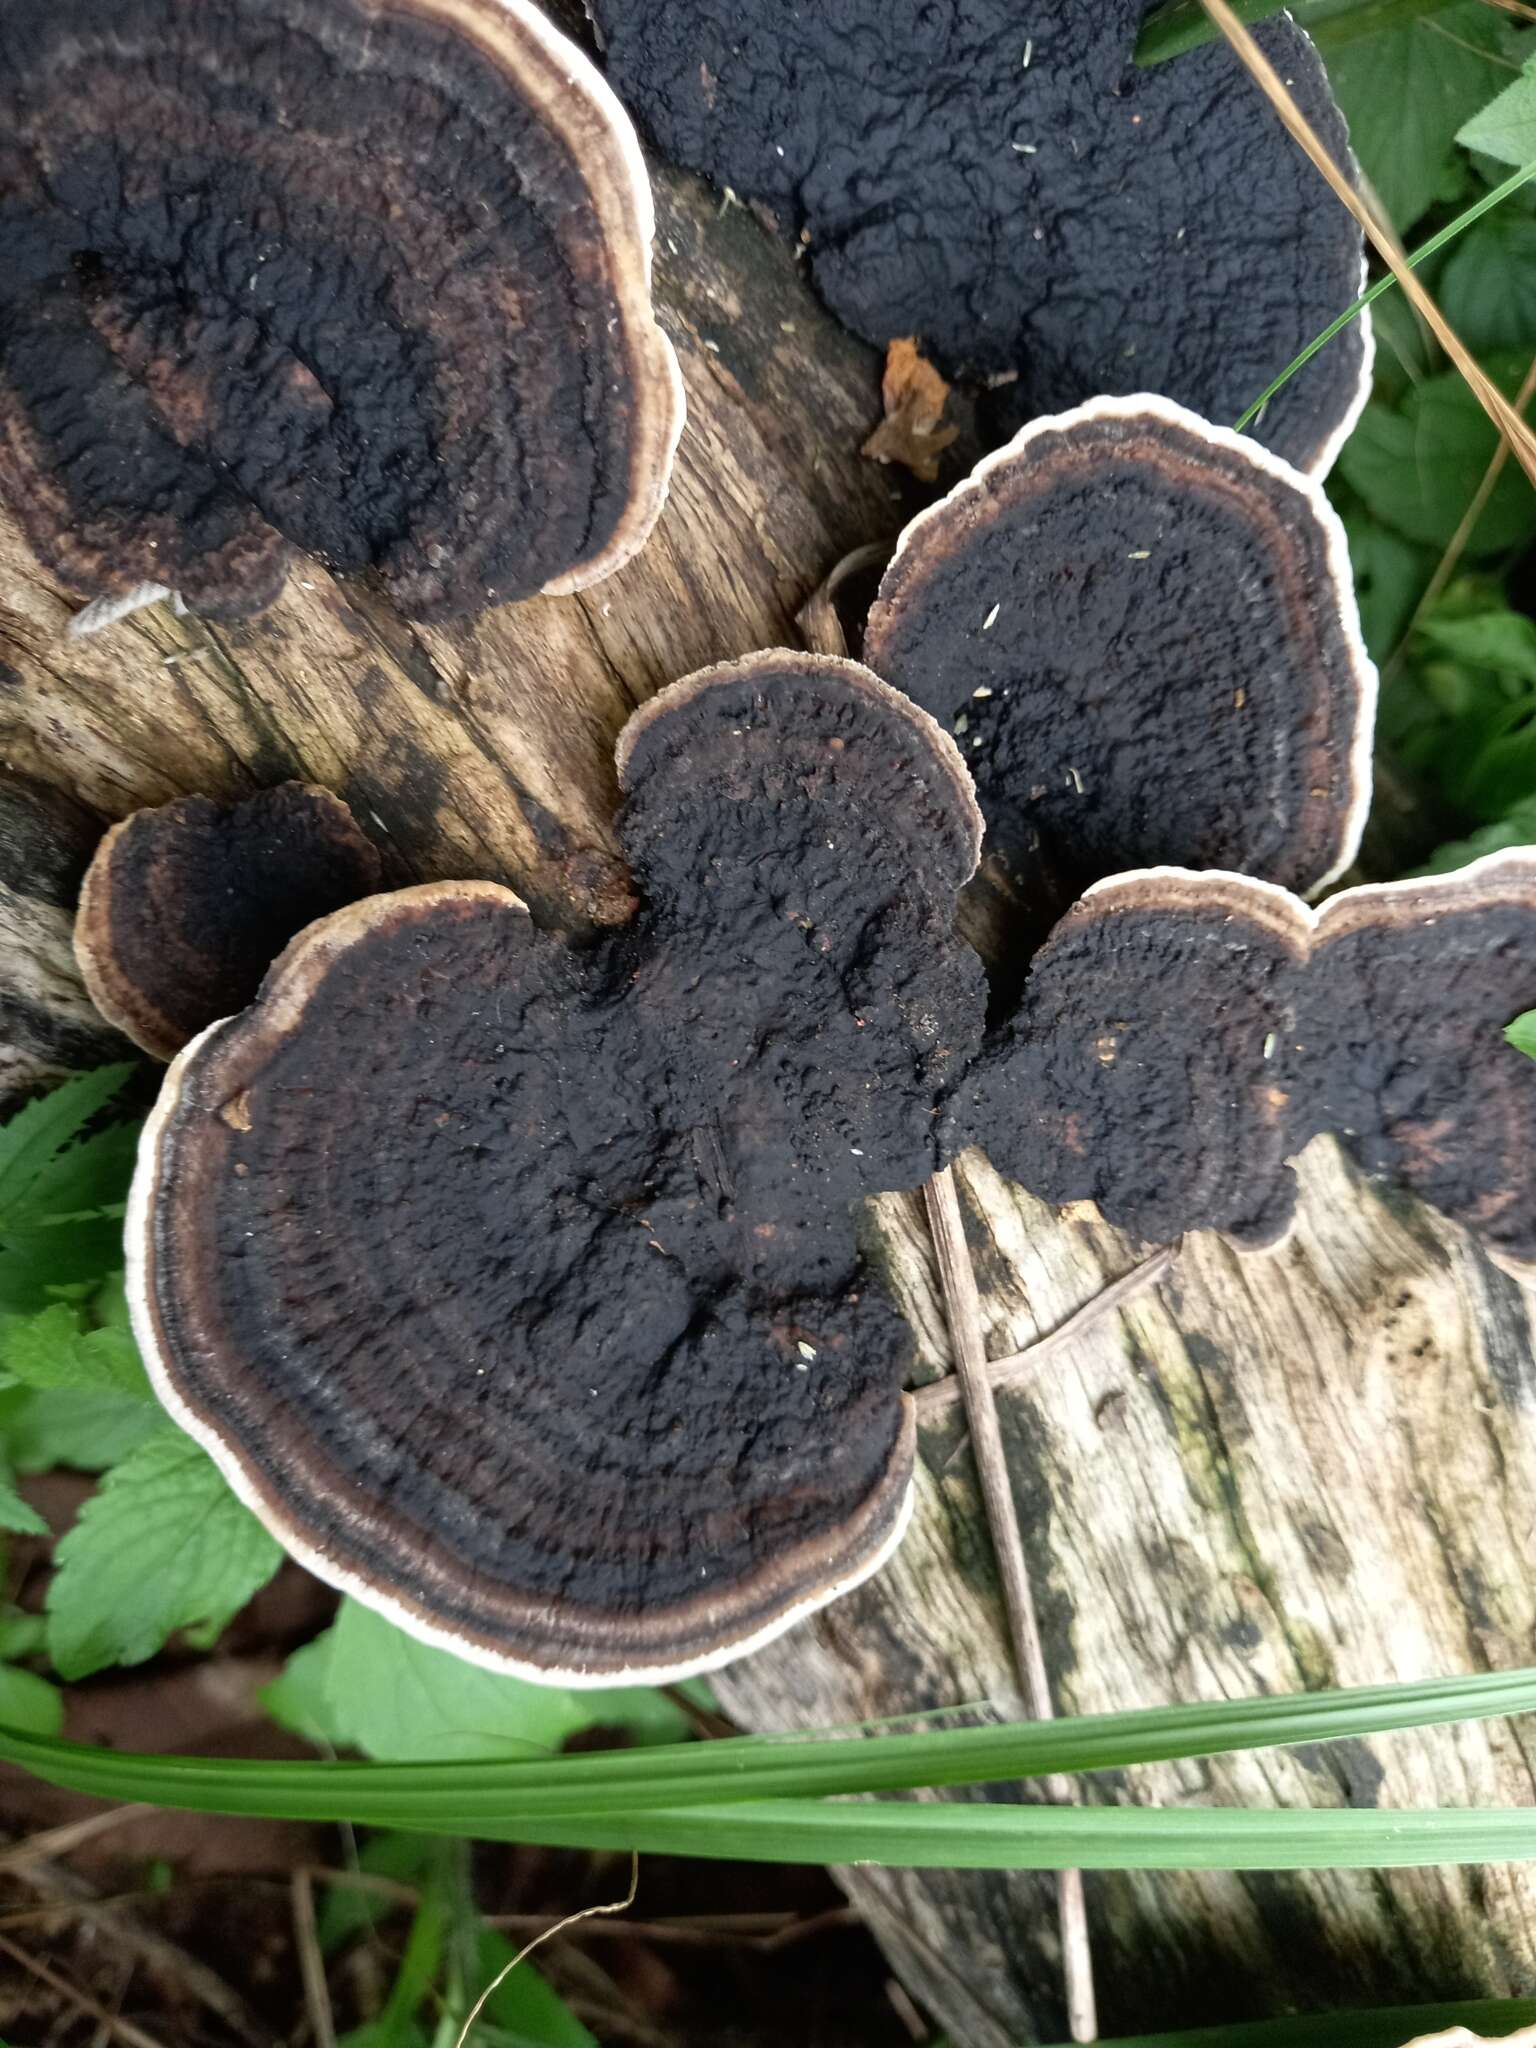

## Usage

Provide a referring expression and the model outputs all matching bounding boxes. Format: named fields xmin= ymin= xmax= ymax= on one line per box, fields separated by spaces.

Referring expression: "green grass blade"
xmin=3 ymin=1664 xmax=1536 ymax=1821
xmin=1235 ymin=157 xmax=1536 ymax=433
xmin=1039 ymin=1999 xmax=1536 ymax=2048
xmin=1136 ymin=0 xmax=1453 ymax=66
xmin=468 ymin=1801 xmax=1536 ymax=1870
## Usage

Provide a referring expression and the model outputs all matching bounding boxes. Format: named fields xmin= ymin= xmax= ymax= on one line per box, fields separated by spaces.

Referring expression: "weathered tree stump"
xmin=720 ymin=1146 xmax=1536 ymax=2045
xmin=3 ymin=140 xmax=1534 ymax=2048
xmin=0 ymin=161 xmax=911 ymax=1097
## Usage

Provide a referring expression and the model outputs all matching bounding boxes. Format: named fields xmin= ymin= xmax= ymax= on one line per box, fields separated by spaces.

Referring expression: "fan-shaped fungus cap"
xmin=1305 ymin=852 xmax=1536 ymax=1282
xmin=0 ymin=0 xmax=683 ymax=621
xmin=74 ymin=783 xmax=383 ymax=1062
xmin=865 ymin=399 xmax=1376 ymax=912
xmin=970 ymin=869 xmax=1312 ymax=1249
xmin=588 ymin=0 xmax=1368 ymax=475
xmin=128 ymin=657 xmax=985 ymax=1682
xmin=968 ymin=854 xmax=1536 ymax=1270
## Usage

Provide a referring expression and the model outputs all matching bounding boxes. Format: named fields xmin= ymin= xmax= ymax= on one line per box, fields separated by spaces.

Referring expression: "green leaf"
xmin=0 ymin=1613 xmax=47 ymax=1661
xmin=0 ymin=1066 xmax=136 ymax=1231
xmin=1440 ymin=212 xmax=1536 ymax=352
xmin=316 ymin=1833 xmax=444 ymax=1954
xmin=47 ymin=1430 xmax=282 ymax=1679
xmin=1416 ymin=791 xmax=1536 ymax=871
xmin=1506 ymin=1010 xmax=1536 ymax=1057
xmin=1 ymin=1304 xmax=151 ymax=1399
xmin=1237 ymin=155 xmax=1536 ymax=432
xmin=18 ymin=1121 xmax=140 ymax=1228
xmin=0 ymin=1216 xmax=136 ymax=1316
xmin=1419 ymin=606 xmax=1536 ymax=681
xmin=1329 ymin=3 xmax=1515 ymax=230
xmin=1338 ymin=361 xmax=1536 ymax=554
xmin=0 ymin=1455 xmax=47 ymax=1537
xmin=471 ymin=1927 xmax=598 ymax=2048
xmin=263 ymin=1598 xmax=691 ymax=1762
xmin=0 ymin=1384 xmax=163 ymax=1474
xmin=12 ymin=1663 xmax=1536 ymax=1834
xmin=1459 ymin=54 xmax=1536 ymax=167
xmin=1135 ymin=0 xmax=1457 ymax=67
xmin=1339 ymin=506 xmax=1433 ymax=660
xmin=0 ymin=1663 xmax=63 ymax=1738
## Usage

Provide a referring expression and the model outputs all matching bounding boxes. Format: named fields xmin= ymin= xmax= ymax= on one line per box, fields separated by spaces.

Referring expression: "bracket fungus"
xmin=588 ymin=0 xmax=1368 ymax=475
xmin=127 ymin=655 xmax=985 ymax=1681
xmin=75 ymin=782 xmax=383 ymax=1063
xmin=966 ymin=853 xmax=1536 ymax=1276
xmin=864 ymin=398 xmax=1376 ymax=919
xmin=0 ymin=0 xmax=683 ymax=620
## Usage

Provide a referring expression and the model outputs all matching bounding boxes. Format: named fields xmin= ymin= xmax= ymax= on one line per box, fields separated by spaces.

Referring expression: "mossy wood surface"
xmin=2 ymin=151 xmax=1533 ymax=2048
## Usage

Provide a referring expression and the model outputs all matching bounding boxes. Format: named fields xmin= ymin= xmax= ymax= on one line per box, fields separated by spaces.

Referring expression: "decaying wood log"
xmin=0 ymin=157 xmax=909 ymax=988
xmin=720 ymin=1143 xmax=1536 ymax=2044
xmin=2 ymin=128 xmax=1533 ymax=2048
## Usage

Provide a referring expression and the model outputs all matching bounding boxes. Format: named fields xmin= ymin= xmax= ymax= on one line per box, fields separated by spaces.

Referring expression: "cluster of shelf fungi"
xmin=3 ymin=0 xmax=1534 ymax=1703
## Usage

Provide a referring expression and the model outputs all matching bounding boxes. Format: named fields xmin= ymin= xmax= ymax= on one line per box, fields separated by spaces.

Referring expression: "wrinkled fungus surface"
xmin=967 ymin=854 xmax=1536 ymax=1273
xmin=588 ymin=0 xmax=1368 ymax=474
xmin=75 ymin=782 xmax=383 ymax=1061
xmin=866 ymin=399 xmax=1375 ymax=918
xmin=0 ymin=0 xmax=682 ymax=619
xmin=130 ymin=656 xmax=985 ymax=1681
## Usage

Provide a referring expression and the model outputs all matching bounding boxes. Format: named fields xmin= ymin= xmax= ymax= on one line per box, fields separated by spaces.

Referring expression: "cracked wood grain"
xmin=719 ymin=1144 xmax=1536 ymax=2045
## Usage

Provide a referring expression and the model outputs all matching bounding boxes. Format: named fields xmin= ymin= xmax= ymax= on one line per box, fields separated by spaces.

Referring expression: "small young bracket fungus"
xmin=75 ymin=783 xmax=383 ymax=1063
xmin=968 ymin=853 xmax=1536 ymax=1275
xmin=587 ymin=0 xmax=1368 ymax=476
xmin=128 ymin=656 xmax=985 ymax=1683
xmin=865 ymin=398 xmax=1376 ymax=911
xmin=0 ymin=0 xmax=683 ymax=620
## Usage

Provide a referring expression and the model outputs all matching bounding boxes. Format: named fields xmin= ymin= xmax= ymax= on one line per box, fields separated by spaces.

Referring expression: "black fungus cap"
xmin=0 ymin=0 xmax=683 ymax=620
xmin=587 ymin=0 xmax=1369 ymax=475
xmin=865 ymin=398 xmax=1376 ymax=920
xmin=967 ymin=854 xmax=1536 ymax=1274
xmin=128 ymin=655 xmax=986 ymax=1682
xmin=74 ymin=782 xmax=384 ymax=1061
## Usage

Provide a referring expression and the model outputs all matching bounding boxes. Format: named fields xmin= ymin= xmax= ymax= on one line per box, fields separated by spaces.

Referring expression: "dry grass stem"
xmin=916 ymin=1244 xmax=1177 ymax=1412
xmin=1201 ymin=0 xmax=1536 ymax=488
xmin=924 ymin=1166 xmax=1098 ymax=2043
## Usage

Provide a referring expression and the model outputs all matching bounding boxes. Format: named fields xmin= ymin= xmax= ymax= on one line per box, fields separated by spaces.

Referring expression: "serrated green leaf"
xmin=0 ymin=1067 xmax=136 ymax=1232
xmin=47 ymin=1430 xmax=282 ymax=1679
xmin=0 ymin=1216 xmax=135 ymax=1315
xmin=1 ymin=1304 xmax=151 ymax=1399
xmin=0 ymin=1384 xmax=163 ymax=1474
xmin=1459 ymin=55 xmax=1536 ymax=167
xmin=1440 ymin=212 xmax=1536 ymax=352
xmin=0 ymin=1456 xmax=46 ymax=1537
xmin=1506 ymin=1009 xmax=1536 ymax=1057
xmin=1329 ymin=3 xmax=1514 ymax=231
xmin=21 ymin=1121 xmax=140 ymax=1227
xmin=265 ymin=1599 xmax=690 ymax=1764
xmin=1338 ymin=361 xmax=1536 ymax=554
xmin=0 ymin=1662 xmax=62 ymax=1738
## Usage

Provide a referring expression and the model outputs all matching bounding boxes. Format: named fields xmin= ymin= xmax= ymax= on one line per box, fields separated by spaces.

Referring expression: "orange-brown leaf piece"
xmin=862 ymin=339 xmax=959 ymax=483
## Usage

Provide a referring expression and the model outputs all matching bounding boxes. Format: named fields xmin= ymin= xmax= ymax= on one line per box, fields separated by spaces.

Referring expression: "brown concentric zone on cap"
xmin=865 ymin=395 xmax=1377 ymax=901
xmin=73 ymin=782 xmax=383 ymax=1061
xmin=445 ymin=0 xmax=685 ymax=593
xmin=126 ymin=878 xmax=920 ymax=1684
xmin=0 ymin=0 xmax=682 ymax=618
